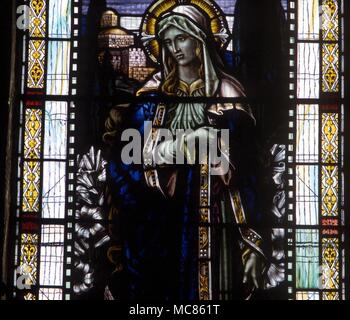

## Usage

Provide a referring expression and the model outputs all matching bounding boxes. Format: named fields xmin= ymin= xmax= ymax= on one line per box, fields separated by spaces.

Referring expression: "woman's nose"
xmin=171 ymin=42 xmax=180 ymax=53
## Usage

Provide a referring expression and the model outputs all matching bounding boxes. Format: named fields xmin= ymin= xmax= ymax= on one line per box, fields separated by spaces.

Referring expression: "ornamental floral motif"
xmin=74 ymin=146 xmax=110 ymax=295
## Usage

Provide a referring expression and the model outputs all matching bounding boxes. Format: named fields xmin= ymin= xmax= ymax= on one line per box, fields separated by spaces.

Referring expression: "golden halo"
xmin=140 ymin=0 xmax=230 ymax=64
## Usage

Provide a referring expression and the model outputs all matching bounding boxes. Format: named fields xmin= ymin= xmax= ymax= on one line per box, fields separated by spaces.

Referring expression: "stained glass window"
xmin=11 ymin=0 xmax=78 ymax=300
xmin=2 ymin=0 xmax=349 ymax=302
xmin=288 ymin=0 xmax=345 ymax=300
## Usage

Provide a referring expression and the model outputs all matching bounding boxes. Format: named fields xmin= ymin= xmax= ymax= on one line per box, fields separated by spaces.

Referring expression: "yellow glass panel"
xmin=24 ymin=109 xmax=42 ymax=159
xmin=22 ymin=161 xmax=41 ymax=212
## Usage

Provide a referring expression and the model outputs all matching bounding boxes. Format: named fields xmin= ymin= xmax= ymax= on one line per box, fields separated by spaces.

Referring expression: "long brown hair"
xmin=161 ymin=40 xmax=205 ymax=96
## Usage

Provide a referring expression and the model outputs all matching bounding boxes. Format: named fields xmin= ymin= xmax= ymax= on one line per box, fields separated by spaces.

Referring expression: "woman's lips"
xmin=176 ymin=54 xmax=184 ymax=60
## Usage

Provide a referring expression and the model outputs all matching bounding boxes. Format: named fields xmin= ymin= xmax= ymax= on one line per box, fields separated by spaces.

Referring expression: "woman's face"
xmin=162 ymin=26 xmax=198 ymax=66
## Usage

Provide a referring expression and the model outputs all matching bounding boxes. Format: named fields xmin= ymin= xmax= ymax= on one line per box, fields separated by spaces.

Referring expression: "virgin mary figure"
xmin=105 ymin=1 xmax=270 ymax=300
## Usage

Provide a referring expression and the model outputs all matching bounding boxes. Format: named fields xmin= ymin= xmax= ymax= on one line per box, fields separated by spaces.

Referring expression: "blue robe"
xmin=107 ymin=97 xmax=266 ymax=300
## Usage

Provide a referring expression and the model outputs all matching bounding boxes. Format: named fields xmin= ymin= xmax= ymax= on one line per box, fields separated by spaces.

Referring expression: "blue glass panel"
xmin=49 ymin=0 xmax=72 ymax=38
xmin=44 ymin=102 xmax=68 ymax=160
xmin=47 ymin=41 xmax=71 ymax=95
xmin=296 ymin=229 xmax=319 ymax=289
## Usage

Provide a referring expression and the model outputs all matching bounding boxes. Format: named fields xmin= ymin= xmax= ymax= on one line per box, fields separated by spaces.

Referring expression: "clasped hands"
xmin=155 ymin=126 xmax=216 ymax=164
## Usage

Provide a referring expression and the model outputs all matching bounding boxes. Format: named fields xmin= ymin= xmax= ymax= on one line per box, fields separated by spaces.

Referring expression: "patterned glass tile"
xmin=22 ymin=161 xmax=41 ymax=213
xmin=27 ymin=40 xmax=46 ymax=89
xmin=24 ymin=293 xmax=37 ymax=300
xmin=323 ymin=291 xmax=339 ymax=300
xmin=24 ymin=109 xmax=42 ymax=159
xmin=322 ymin=113 xmax=338 ymax=163
xmin=321 ymin=165 xmax=338 ymax=217
xmin=29 ymin=0 xmax=46 ymax=38
xmin=322 ymin=0 xmax=339 ymax=41
xmin=322 ymin=238 xmax=339 ymax=289
xmin=322 ymin=43 xmax=339 ymax=93
xmin=20 ymin=233 xmax=38 ymax=286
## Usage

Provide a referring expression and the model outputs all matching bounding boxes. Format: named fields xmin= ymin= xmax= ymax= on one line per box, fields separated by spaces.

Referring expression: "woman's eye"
xmin=177 ymin=35 xmax=187 ymax=42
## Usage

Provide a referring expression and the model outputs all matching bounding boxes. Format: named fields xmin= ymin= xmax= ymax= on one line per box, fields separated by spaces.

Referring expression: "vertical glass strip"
xmin=296 ymin=229 xmax=319 ymax=289
xmin=321 ymin=113 xmax=339 ymax=163
xmin=322 ymin=43 xmax=339 ymax=93
xmin=42 ymin=162 xmax=66 ymax=219
xmin=48 ymin=0 xmax=72 ymax=38
xmin=47 ymin=41 xmax=71 ymax=95
xmin=16 ymin=0 xmax=74 ymax=301
xmin=322 ymin=238 xmax=339 ymax=291
xmin=22 ymin=161 xmax=41 ymax=213
xmin=296 ymin=105 xmax=319 ymax=163
xmin=321 ymin=165 xmax=338 ymax=217
xmin=39 ymin=225 xmax=64 ymax=286
xmin=322 ymin=0 xmax=339 ymax=41
xmin=297 ymin=43 xmax=320 ymax=98
xmin=297 ymin=0 xmax=319 ymax=40
xmin=24 ymin=109 xmax=42 ymax=159
xmin=44 ymin=102 xmax=68 ymax=160
xmin=293 ymin=0 xmax=343 ymax=301
xmin=20 ymin=233 xmax=39 ymax=288
xmin=296 ymin=166 xmax=319 ymax=225
xmin=27 ymin=40 xmax=46 ymax=89
xmin=29 ymin=0 xmax=46 ymax=38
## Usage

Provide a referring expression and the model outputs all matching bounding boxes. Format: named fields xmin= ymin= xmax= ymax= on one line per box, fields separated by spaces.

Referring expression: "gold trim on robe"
xmin=136 ymin=72 xmax=256 ymax=122
xmin=177 ymin=79 xmax=205 ymax=96
xmin=140 ymin=75 xmax=267 ymax=300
